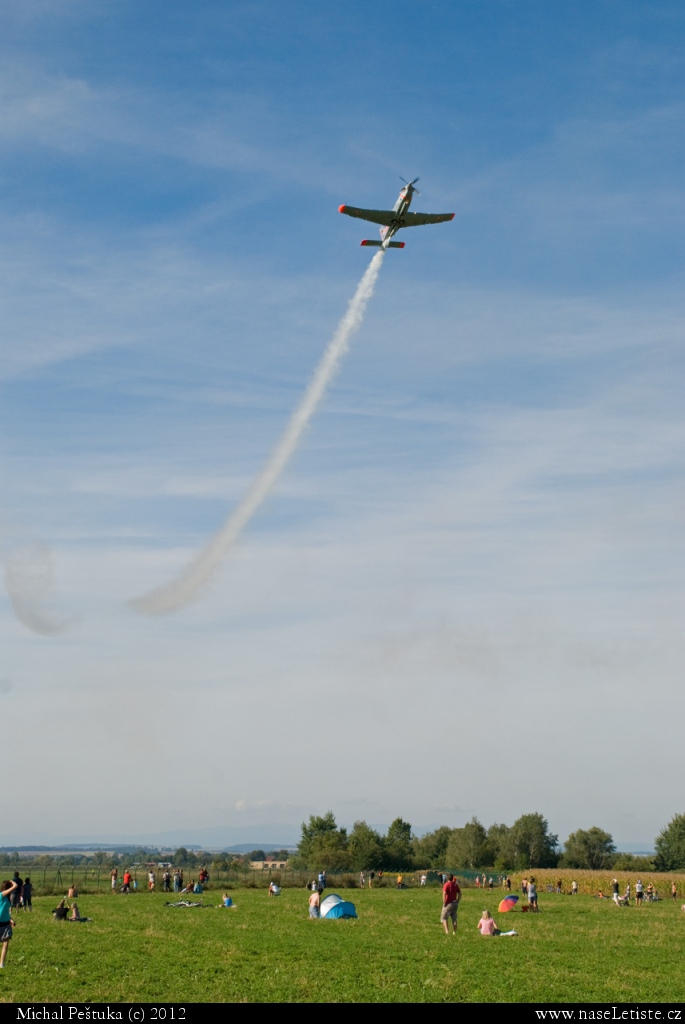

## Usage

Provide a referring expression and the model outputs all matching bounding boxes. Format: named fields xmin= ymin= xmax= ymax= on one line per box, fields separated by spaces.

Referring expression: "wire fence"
xmin=5 ymin=864 xmax=491 ymax=896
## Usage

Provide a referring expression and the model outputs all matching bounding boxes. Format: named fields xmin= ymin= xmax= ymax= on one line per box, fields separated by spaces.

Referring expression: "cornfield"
xmin=494 ymin=868 xmax=685 ymax=897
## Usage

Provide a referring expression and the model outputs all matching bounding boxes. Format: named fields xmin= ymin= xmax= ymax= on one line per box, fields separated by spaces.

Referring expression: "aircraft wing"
xmin=339 ymin=206 xmax=455 ymax=228
xmin=338 ymin=205 xmax=395 ymax=226
xmin=401 ymin=212 xmax=455 ymax=227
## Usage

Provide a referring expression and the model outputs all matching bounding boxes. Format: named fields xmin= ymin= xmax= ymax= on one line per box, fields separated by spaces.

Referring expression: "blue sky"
xmin=1 ymin=0 xmax=685 ymax=847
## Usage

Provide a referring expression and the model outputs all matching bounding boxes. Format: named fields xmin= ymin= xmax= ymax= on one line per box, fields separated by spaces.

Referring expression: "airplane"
xmin=338 ymin=178 xmax=455 ymax=250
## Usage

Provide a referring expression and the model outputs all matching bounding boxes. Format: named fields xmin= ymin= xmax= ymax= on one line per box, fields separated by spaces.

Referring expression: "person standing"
xmin=571 ymin=880 xmax=578 ymax=896
xmin=110 ymin=868 xmax=118 ymax=893
xmin=368 ymin=871 xmax=374 ymax=889
xmin=0 ymin=879 xmax=18 ymax=968
xmin=672 ymin=881 xmax=678 ymax=902
xmin=359 ymin=872 xmax=365 ymax=889
xmin=440 ymin=873 xmax=461 ymax=935
xmin=173 ymin=870 xmax=181 ymax=893
xmin=122 ymin=869 xmax=132 ymax=894
xmin=148 ymin=870 xmax=155 ymax=892
xmin=163 ymin=871 xmax=171 ymax=893
xmin=308 ymin=888 xmax=320 ymax=919
xmin=635 ymin=879 xmax=644 ymax=906
xmin=505 ymin=876 xmax=511 ymax=892
xmin=527 ymin=877 xmax=538 ymax=911
xmin=521 ymin=878 xmax=528 ymax=897
xmin=20 ymin=878 xmax=32 ymax=912
xmin=420 ymin=874 xmax=427 ymax=887
xmin=611 ymin=878 xmax=620 ymax=905
xmin=9 ymin=873 xmax=22 ymax=911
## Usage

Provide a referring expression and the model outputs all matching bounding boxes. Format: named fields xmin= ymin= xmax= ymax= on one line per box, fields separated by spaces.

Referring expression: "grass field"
xmin=1 ymin=886 xmax=684 ymax=1003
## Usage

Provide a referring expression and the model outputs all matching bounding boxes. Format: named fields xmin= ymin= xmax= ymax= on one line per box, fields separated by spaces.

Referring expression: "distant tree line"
xmin=289 ymin=811 xmax=685 ymax=872
xmin=4 ymin=812 xmax=685 ymax=874
xmin=0 ymin=846 xmax=295 ymax=872
xmin=289 ymin=812 xmax=414 ymax=872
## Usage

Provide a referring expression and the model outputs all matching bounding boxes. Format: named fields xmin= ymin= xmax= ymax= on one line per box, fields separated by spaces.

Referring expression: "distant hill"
xmin=0 ymin=824 xmax=302 ymax=851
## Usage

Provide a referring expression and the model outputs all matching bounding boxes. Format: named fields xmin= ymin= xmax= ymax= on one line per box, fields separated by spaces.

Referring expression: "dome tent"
xmin=320 ymin=894 xmax=358 ymax=919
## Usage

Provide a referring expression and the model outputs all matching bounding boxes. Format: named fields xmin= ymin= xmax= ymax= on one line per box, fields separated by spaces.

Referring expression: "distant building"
xmin=250 ymin=859 xmax=289 ymax=870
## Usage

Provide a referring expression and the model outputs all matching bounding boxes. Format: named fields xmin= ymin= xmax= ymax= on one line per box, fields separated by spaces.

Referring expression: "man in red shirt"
xmin=441 ymin=873 xmax=461 ymax=934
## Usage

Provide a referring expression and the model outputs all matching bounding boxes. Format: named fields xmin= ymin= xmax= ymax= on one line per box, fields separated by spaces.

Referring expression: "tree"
xmin=562 ymin=827 xmax=615 ymax=869
xmin=445 ymin=818 xmax=490 ymax=869
xmin=243 ymin=850 xmax=266 ymax=863
xmin=655 ymin=813 xmax=685 ymax=871
xmin=174 ymin=847 xmax=195 ymax=866
xmin=510 ymin=813 xmax=559 ymax=868
xmin=297 ymin=812 xmax=339 ymax=865
xmin=384 ymin=818 xmax=414 ymax=869
xmin=308 ymin=829 xmax=350 ymax=871
xmin=412 ymin=826 xmax=452 ymax=868
xmin=487 ymin=823 xmax=513 ymax=870
xmin=612 ymin=853 xmax=655 ymax=871
xmin=348 ymin=821 xmax=384 ymax=871
xmin=296 ymin=812 xmax=352 ymax=870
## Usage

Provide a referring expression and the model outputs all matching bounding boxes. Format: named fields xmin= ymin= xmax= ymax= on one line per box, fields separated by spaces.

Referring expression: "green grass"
xmin=1 ymin=887 xmax=684 ymax=1003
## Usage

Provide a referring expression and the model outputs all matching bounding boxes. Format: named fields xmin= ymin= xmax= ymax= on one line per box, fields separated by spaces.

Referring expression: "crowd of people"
xmin=109 ymin=865 xmax=211 ymax=895
xmin=0 ymin=864 xmax=679 ymax=970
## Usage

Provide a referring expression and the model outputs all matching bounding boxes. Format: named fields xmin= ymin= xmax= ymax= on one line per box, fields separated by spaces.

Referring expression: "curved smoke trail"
xmin=2 ymin=543 xmax=71 ymax=635
xmin=131 ymin=251 xmax=385 ymax=615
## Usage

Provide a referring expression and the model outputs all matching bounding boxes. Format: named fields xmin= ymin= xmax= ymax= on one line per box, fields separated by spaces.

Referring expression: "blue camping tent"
xmin=320 ymin=894 xmax=357 ymax=919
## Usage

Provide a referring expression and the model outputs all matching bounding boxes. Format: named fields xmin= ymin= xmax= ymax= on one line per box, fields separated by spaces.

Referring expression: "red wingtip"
xmin=338 ymin=205 xmax=347 ymax=213
xmin=449 ymin=213 xmax=455 ymax=220
xmin=398 ymin=242 xmax=405 ymax=248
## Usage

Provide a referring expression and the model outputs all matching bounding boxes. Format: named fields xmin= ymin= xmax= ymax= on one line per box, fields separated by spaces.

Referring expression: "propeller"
xmin=400 ymin=176 xmax=420 ymax=193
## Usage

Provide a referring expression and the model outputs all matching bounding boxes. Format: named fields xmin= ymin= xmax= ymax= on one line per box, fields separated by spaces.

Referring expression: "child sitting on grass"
xmin=69 ymin=902 xmax=91 ymax=922
xmin=477 ymin=910 xmax=499 ymax=935
xmin=477 ymin=910 xmax=518 ymax=937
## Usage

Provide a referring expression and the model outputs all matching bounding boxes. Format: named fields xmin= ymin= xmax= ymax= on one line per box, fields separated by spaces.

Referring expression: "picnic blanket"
xmin=164 ymin=900 xmax=207 ymax=908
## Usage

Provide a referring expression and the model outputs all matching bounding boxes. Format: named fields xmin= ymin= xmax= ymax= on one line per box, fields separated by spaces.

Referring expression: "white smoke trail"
xmin=131 ymin=250 xmax=385 ymax=615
